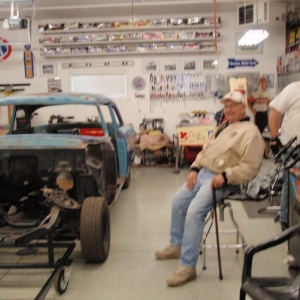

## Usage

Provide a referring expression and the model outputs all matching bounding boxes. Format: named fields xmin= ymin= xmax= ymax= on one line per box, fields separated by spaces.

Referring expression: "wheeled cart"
xmin=0 ymin=208 xmax=75 ymax=300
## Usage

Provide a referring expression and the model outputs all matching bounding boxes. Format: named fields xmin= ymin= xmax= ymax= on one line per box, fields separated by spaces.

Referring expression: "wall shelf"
xmin=39 ymin=24 xmax=220 ymax=35
xmin=39 ymin=17 xmax=220 ymax=58
xmin=40 ymin=37 xmax=218 ymax=47
xmin=41 ymin=48 xmax=217 ymax=58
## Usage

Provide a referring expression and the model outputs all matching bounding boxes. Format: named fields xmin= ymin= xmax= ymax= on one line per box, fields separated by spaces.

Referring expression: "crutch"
xmin=212 ymin=187 xmax=223 ymax=280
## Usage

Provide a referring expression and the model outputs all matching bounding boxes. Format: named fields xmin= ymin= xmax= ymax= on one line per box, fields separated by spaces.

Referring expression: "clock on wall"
xmin=132 ymin=76 xmax=146 ymax=91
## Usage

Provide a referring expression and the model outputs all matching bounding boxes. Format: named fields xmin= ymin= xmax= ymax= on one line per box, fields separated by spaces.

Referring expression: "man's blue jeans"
xmin=169 ymin=167 xmax=236 ymax=268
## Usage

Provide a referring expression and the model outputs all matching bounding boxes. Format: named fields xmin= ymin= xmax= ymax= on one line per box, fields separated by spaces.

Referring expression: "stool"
xmin=200 ymin=194 xmax=247 ymax=279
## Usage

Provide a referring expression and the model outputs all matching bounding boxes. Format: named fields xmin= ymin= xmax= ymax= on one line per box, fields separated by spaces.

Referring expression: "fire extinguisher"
xmin=23 ymin=44 xmax=34 ymax=78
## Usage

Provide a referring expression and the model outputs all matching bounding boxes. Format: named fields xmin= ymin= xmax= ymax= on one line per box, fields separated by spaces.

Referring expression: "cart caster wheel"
xmin=236 ymin=249 xmax=239 ymax=253
xmin=203 ymin=266 xmax=207 ymax=270
xmin=54 ymin=268 xmax=70 ymax=295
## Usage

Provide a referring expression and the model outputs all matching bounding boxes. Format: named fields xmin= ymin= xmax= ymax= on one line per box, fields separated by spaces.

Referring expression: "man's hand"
xmin=186 ymin=171 xmax=198 ymax=191
xmin=210 ymin=173 xmax=225 ymax=189
xmin=270 ymin=137 xmax=282 ymax=156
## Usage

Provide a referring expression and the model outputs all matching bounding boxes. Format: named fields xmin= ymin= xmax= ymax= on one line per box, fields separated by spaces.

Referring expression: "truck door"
xmin=101 ymin=103 xmax=135 ymax=178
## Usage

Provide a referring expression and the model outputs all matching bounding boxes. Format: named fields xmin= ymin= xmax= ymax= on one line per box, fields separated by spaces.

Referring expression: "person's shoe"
xmin=155 ymin=244 xmax=181 ymax=260
xmin=166 ymin=264 xmax=197 ymax=287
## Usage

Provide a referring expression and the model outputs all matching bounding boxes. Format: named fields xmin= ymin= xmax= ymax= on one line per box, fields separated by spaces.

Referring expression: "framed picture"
xmin=161 ymin=59 xmax=178 ymax=72
xmin=40 ymin=63 xmax=56 ymax=77
xmin=236 ymin=33 xmax=263 ymax=54
xmin=143 ymin=59 xmax=160 ymax=73
xmin=48 ymin=77 xmax=62 ymax=92
xmin=262 ymin=73 xmax=274 ymax=88
xmin=202 ymin=59 xmax=218 ymax=71
xmin=181 ymin=58 xmax=198 ymax=72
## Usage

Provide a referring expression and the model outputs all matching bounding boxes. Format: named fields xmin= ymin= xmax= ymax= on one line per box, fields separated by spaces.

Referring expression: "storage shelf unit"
xmin=39 ymin=17 xmax=221 ymax=58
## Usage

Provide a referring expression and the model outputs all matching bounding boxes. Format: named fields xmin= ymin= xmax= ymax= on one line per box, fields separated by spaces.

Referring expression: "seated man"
xmin=155 ymin=90 xmax=265 ymax=287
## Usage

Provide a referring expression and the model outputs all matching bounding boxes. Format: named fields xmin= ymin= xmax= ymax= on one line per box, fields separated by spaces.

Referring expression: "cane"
xmin=212 ymin=187 xmax=223 ymax=280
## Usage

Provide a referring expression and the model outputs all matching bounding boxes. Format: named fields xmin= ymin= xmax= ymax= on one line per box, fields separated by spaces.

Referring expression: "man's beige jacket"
xmin=191 ymin=120 xmax=265 ymax=185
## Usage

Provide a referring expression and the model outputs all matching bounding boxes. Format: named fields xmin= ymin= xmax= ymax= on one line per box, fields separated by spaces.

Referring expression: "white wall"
xmin=0 ymin=12 xmax=286 ymax=138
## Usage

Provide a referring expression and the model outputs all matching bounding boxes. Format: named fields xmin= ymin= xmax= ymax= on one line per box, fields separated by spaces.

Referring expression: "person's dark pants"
xmin=255 ymin=111 xmax=268 ymax=134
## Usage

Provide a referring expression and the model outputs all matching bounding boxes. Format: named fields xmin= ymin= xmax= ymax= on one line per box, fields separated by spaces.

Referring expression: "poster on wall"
xmin=277 ymin=49 xmax=300 ymax=74
xmin=229 ymin=77 xmax=247 ymax=92
xmin=286 ymin=25 xmax=300 ymax=53
xmin=202 ymin=59 xmax=218 ymax=71
xmin=161 ymin=59 xmax=178 ymax=72
xmin=143 ymin=59 xmax=160 ymax=73
xmin=41 ymin=63 xmax=56 ymax=77
xmin=262 ymin=73 xmax=274 ymax=88
xmin=182 ymin=58 xmax=198 ymax=72
xmin=48 ymin=78 xmax=62 ymax=92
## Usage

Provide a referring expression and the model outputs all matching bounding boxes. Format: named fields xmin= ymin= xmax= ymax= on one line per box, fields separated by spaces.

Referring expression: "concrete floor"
xmin=0 ymin=160 xmax=291 ymax=300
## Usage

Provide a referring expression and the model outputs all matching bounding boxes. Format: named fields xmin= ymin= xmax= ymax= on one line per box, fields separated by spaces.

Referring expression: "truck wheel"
xmin=80 ymin=197 xmax=110 ymax=263
xmin=122 ymin=167 xmax=131 ymax=190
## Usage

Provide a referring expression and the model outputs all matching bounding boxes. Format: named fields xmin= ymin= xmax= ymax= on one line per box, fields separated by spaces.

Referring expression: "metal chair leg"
xmin=225 ymin=201 xmax=247 ymax=252
xmin=201 ymin=211 xmax=214 ymax=270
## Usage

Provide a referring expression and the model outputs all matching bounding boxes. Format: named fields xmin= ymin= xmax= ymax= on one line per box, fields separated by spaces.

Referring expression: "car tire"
xmin=80 ymin=196 xmax=110 ymax=263
xmin=122 ymin=166 xmax=131 ymax=190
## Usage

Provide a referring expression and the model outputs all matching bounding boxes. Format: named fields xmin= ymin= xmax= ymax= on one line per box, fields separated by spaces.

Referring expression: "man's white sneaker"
xmin=155 ymin=244 xmax=181 ymax=260
xmin=166 ymin=264 xmax=197 ymax=287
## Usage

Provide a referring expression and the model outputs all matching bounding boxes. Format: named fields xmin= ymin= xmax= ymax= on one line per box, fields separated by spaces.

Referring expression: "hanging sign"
xmin=23 ymin=44 xmax=34 ymax=78
xmin=228 ymin=58 xmax=259 ymax=69
xmin=0 ymin=37 xmax=12 ymax=62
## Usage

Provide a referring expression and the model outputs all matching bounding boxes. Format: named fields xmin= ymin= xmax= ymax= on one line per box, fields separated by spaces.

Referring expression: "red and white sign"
xmin=0 ymin=37 xmax=12 ymax=62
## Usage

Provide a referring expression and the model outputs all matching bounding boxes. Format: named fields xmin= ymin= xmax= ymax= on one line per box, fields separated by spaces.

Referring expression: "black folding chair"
xmin=240 ymin=223 xmax=300 ymax=300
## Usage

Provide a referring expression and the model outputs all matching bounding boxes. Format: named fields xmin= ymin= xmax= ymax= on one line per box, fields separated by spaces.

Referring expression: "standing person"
xmin=268 ymin=81 xmax=300 ymax=231
xmin=247 ymin=76 xmax=271 ymax=134
xmin=155 ymin=90 xmax=264 ymax=287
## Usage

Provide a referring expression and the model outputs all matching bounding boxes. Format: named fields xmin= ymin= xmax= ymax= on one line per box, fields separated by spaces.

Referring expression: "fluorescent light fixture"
xmin=238 ymin=29 xmax=269 ymax=46
xmin=212 ymin=59 xmax=218 ymax=66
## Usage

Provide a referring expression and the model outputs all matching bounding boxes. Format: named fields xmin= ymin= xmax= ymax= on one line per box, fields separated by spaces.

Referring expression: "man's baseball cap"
xmin=220 ymin=90 xmax=246 ymax=105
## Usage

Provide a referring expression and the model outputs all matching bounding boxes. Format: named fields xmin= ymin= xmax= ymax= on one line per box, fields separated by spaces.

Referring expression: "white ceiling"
xmin=0 ymin=0 xmax=298 ymax=20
